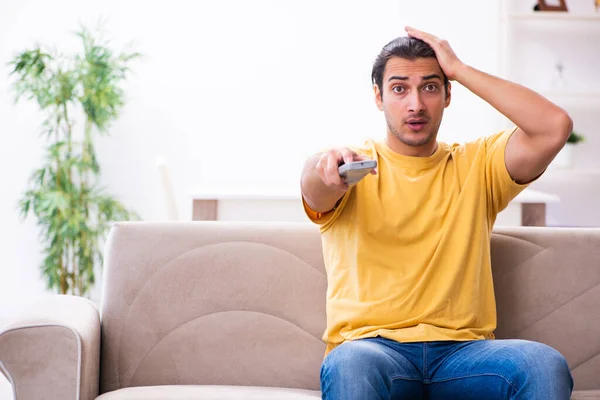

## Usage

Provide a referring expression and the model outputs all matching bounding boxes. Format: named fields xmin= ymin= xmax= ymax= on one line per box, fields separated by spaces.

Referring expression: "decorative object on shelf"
xmin=551 ymin=61 xmax=567 ymax=90
xmin=8 ymin=24 xmax=141 ymax=297
xmin=552 ymin=131 xmax=585 ymax=168
xmin=534 ymin=0 xmax=569 ymax=11
xmin=596 ymin=0 xmax=600 ymax=11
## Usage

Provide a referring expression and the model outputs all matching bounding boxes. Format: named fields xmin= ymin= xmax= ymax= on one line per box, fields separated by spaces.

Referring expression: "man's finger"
xmin=405 ymin=26 xmax=439 ymax=44
xmin=327 ymin=152 xmax=343 ymax=185
xmin=340 ymin=148 xmax=355 ymax=165
xmin=405 ymin=26 xmax=425 ymax=38
xmin=353 ymin=153 xmax=371 ymax=162
xmin=315 ymin=156 xmax=328 ymax=184
xmin=405 ymin=26 xmax=432 ymax=38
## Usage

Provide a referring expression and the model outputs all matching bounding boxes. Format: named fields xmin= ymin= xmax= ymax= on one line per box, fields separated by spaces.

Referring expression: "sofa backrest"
xmin=99 ymin=222 xmax=600 ymax=394
xmin=99 ymin=222 xmax=327 ymax=394
xmin=490 ymin=227 xmax=600 ymax=391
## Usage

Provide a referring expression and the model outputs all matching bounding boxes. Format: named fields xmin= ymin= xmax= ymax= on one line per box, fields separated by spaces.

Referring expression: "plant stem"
xmin=63 ymin=103 xmax=73 ymax=156
xmin=62 ymin=102 xmax=79 ymax=295
xmin=54 ymin=108 xmax=68 ymax=294
xmin=59 ymin=250 xmax=67 ymax=294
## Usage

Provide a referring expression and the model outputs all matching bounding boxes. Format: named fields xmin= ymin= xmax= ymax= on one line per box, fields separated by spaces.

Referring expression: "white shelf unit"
xmin=499 ymin=0 xmax=600 ymax=144
xmin=541 ymin=91 xmax=600 ymax=110
xmin=499 ymin=0 xmax=600 ymax=227
xmin=508 ymin=12 xmax=600 ymax=20
xmin=542 ymin=91 xmax=600 ymax=98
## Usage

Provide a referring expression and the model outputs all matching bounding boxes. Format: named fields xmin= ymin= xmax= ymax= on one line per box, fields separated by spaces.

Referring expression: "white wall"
xmin=0 ymin=0 xmax=503 ymax=324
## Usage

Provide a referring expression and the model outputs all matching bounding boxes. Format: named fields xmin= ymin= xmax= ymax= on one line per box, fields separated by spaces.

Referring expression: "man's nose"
xmin=407 ymin=91 xmax=426 ymax=114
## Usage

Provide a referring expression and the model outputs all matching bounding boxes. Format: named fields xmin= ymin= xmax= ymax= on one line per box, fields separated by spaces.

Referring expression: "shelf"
xmin=541 ymin=91 xmax=600 ymax=105
xmin=191 ymin=186 xmax=301 ymax=200
xmin=545 ymin=168 xmax=600 ymax=175
xmin=514 ymin=188 xmax=560 ymax=203
xmin=542 ymin=91 xmax=600 ymax=98
xmin=540 ymin=168 xmax=600 ymax=182
xmin=508 ymin=12 xmax=600 ymax=21
xmin=537 ymin=91 xmax=600 ymax=109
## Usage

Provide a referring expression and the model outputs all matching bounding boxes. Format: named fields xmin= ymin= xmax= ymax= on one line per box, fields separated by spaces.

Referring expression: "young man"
xmin=300 ymin=27 xmax=574 ymax=400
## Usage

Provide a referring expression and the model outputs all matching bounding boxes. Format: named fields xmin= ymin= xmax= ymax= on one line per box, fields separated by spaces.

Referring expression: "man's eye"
xmin=392 ymin=86 xmax=405 ymax=93
xmin=424 ymin=84 xmax=438 ymax=92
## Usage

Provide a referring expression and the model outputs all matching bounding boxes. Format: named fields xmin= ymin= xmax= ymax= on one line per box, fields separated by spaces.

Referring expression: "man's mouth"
xmin=406 ymin=119 xmax=427 ymax=132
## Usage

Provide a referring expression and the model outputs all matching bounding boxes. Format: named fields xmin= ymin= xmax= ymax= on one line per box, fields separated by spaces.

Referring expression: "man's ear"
xmin=445 ymin=82 xmax=452 ymax=108
xmin=374 ymin=84 xmax=384 ymax=111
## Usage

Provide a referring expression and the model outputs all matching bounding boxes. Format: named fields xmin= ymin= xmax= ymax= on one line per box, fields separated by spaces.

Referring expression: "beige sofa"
xmin=1 ymin=221 xmax=599 ymax=399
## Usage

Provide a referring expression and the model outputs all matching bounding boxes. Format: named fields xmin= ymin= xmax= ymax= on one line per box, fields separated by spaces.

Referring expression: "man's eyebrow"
xmin=387 ymin=74 xmax=443 ymax=82
xmin=422 ymin=74 xmax=443 ymax=81
xmin=387 ymin=76 xmax=408 ymax=82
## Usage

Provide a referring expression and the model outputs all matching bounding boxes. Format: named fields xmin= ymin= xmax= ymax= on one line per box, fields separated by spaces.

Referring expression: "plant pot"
xmin=551 ymin=144 xmax=574 ymax=169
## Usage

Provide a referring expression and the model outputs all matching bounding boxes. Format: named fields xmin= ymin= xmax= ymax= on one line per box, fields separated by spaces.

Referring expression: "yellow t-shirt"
xmin=303 ymin=128 xmax=531 ymax=356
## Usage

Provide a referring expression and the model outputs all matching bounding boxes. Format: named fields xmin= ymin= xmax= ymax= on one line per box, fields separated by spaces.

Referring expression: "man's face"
xmin=375 ymin=57 xmax=451 ymax=149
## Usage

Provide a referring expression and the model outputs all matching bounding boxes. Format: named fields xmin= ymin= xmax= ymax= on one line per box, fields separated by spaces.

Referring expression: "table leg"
xmin=192 ymin=199 xmax=218 ymax=221
xmin=521 ymin=203 xmax=546 ymax=227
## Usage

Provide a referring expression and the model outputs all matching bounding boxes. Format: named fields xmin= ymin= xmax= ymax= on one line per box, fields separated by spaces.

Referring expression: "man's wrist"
xmin=452 ymin=62 xmax=471 ymax=84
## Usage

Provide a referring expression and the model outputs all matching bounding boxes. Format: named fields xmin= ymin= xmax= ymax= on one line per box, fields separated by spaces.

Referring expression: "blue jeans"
xmin=320 ymin=337 xmax=573 ymax=399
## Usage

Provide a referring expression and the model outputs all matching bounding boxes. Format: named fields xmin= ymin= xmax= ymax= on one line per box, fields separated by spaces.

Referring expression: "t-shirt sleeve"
xmin=302 ymin=190 xmax=353 ymax=232
xmin=485 ymin=126 xmax=532 ymax=217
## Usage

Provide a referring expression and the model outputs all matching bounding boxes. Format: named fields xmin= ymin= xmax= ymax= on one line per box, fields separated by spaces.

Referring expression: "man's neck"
xmin=385 ymin=135 xmax=438 ymax=157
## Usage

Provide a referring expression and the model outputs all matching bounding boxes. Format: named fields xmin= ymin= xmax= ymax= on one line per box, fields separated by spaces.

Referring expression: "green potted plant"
xmin=8 ymin=25 xmax=141 ymax=297
xmin=567 ymin=131 xmax=585 ymax=145
xmin=552 ymin=131 xmax=585 ymax=169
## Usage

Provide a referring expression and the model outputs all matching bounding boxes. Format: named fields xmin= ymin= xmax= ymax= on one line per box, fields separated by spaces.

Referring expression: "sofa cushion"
xmin=95 ymin=387 xmax=600 ymax=400
xmin=572 ymin=390 xmax=600 ymax=399
xmin=95 ymin=385 xmax=321 ymax=399
xmin=95 ymin=386 xmax=598 ymax=399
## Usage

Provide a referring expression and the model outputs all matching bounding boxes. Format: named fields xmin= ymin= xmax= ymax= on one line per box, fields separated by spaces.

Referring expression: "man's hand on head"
xmin=404 ymin=26 xmax=466 ymax=81
xmin=404 ymin=26 xmax=572 ymax=185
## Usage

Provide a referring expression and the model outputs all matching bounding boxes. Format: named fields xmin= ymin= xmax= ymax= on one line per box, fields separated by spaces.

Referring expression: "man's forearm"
xmin=300 ymin=154 xmax=347 ymax=212
xmin=455 ymin=64 xmax=572 ymax=141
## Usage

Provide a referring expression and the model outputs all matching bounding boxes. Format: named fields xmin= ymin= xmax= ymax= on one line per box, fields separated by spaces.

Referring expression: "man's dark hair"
xmin=371 ymin=36 xmax=449 ymax=98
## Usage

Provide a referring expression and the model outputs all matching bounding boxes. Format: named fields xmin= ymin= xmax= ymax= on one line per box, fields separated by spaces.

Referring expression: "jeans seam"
xmin=388 ymin=374 xmax=423 ymax=389
xmin=423 ymin=343 xmax=428 ymax=380
xmin=430 ymin=372 xmax=520 ymax=394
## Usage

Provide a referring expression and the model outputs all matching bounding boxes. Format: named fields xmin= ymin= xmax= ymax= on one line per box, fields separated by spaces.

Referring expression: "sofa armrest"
xmin=0 ymin=294 xmax=100 ymax=400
